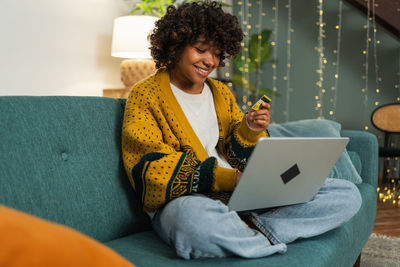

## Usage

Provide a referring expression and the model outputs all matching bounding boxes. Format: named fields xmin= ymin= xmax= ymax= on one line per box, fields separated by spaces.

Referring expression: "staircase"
xmin=344 ymin=0 xmax=399 ymax=39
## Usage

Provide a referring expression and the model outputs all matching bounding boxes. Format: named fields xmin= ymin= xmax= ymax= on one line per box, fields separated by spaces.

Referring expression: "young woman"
xmin=122 ymin=1 xmax=361 ymax=260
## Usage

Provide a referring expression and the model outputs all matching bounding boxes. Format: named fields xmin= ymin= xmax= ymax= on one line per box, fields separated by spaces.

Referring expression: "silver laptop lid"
xmin=228 ymin=137 xmax=349 ymax=212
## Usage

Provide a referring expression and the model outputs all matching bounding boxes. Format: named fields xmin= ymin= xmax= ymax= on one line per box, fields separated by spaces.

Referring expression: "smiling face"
xmin=169 ymin=40 xmax=221 ymax=94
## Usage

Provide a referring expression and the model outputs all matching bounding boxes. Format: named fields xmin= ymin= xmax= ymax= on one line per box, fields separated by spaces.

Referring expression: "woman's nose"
xmin=203 ymin=52 xmax=219 ymax=68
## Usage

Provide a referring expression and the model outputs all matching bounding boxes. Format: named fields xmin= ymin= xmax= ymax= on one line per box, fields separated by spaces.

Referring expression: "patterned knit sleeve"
xmin=122 ymin=83 xmax=236 ymax=212
xmin=218 ymin=86 xmax=268 ymax=172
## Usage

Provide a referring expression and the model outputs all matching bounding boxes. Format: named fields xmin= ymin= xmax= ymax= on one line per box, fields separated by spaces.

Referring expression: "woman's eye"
xmin=195 ymin=47 xmax=205 ymax=53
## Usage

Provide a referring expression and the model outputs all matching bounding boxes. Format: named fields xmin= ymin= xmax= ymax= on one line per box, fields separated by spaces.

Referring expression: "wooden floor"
xmin=371 ymin=177 xmax=400 ymax=237
xmin=372 ymin=201 xmax=400 ymax=237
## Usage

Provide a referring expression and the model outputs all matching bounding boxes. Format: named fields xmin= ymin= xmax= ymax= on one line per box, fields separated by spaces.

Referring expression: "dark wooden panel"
xmin=344 ymin=0 xmax=400 ymax=39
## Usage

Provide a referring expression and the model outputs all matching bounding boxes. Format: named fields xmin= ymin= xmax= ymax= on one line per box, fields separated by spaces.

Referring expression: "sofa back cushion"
xmin=268 ymin=119 xmax=362 ymax=184
xmin=0 ymin=96 xmax=150 ymax=242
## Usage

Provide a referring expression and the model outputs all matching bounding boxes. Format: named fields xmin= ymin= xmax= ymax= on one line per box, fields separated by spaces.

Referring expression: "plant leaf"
xmin=260 ymin=29 xmax=272 ymax=42
xmin=248 ymin=61 xmax=256 ymax=73
xmin=129 ymin=9 xmax=140 ymax=15
xmin=232 ymin=73 xmax=256 ymax=92
xmin=135 ymin=3 xmax=153 ymax=15
xmin=259 ymin=88 xmax=280 ymax=97
xmin=249 ymin=32 xmax=272 ymax=66
xmin=233 ymin=52 xmax=256 ymax=73
xmin=233 ymin=52 xmax=245 ymax=70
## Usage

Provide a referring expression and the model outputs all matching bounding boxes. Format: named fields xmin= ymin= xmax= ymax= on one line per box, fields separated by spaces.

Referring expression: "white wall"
xmin=0 ymin=0 xmax=132 ymax=96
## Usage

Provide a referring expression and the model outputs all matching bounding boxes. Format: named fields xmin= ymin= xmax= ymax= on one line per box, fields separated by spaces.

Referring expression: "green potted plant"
xmin=129 ymin=0 xmax=228 ymax=18
xmin=232 ymin=29 xmax=278 ymax=103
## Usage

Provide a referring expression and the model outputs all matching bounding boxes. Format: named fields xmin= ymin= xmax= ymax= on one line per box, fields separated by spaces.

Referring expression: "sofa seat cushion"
xmin=106 ymin=183 xmax=376 ymax=267
xmin=0 ymin=205 xmax=134 ymax=267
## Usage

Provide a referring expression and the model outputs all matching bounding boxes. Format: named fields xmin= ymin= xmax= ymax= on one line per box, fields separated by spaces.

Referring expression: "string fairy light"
xmin=284 ymin=0 xmax=293 ymax=122
xmin=397 ymin=48 xmax=400 ymax=102
xmin=370 ymin=0 xmax=392 ymax=178
xmin=362 ymin=0 xmax=371 ymax=131
xmin=270 ymin=0 xmax=279 ymax=122
xmin=384 ymin=64 xmax=398 ymax=184
xmin=237 ymin=0 xmax=266 ymax=111
xmin=329 ymin=0 xmax=343 ymax=120
xmin=315 ymin=0 xmax=325 ymax=119
xmin=221 ymin=0 xmax=235 ymax=92
xmin=255 ymin=0 xmax=263 ymax=94
xmin=371 ymin=0 xmax=382 ymax=109
xmin=377 ymin=181 xmax=400 ymax=207
xmin=243 ymin=0 xmax=251 ymax=107
xmin=373 ymin=2 xmax=400 ymax=202
xmin=237 ymin=0 xmax=252 ymax=110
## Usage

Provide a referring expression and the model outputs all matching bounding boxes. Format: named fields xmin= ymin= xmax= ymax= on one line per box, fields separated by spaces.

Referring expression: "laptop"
xmin=227 ymin=137 xmax=349 ymax=213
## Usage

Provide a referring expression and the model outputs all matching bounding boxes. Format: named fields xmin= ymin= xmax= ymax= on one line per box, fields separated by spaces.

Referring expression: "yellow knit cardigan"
xmin=122 ymin=68 xmax=267 ymax=212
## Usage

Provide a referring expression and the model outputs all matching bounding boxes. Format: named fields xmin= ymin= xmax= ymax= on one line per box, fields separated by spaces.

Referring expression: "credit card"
xmin=251 ymin=95 xmax=271 ymax=111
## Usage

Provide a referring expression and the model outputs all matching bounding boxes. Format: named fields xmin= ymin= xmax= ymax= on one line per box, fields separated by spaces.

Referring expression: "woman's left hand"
xmin=246 ymin=102 xmax=271 ymax=132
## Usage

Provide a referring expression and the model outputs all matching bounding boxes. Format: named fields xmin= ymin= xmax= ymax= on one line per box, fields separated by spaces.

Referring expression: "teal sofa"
xmin=0 ymin=96 xmax=378 ymax=266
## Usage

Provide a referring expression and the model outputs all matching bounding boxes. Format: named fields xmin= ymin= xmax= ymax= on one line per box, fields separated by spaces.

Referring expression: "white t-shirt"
xmin=170 ymin=83 xmax=233 ymax=169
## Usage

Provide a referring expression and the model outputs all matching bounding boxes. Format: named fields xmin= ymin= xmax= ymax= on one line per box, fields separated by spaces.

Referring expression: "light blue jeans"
xmin=152 ymin=178 xmax=362 ymax=259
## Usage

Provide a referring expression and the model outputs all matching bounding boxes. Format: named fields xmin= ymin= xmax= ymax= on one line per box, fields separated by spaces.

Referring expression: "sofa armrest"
xmin=341 ymin=130 xmax=378 ymax=188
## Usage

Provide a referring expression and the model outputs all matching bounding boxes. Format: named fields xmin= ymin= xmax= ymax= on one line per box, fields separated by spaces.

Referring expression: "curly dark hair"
xmin=149 ymin=1 xmax=244 ymax=69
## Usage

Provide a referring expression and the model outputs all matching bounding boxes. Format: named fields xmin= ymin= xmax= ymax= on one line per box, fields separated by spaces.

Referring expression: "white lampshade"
xmin=111 ymin=15 xmax=158 ymax=59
